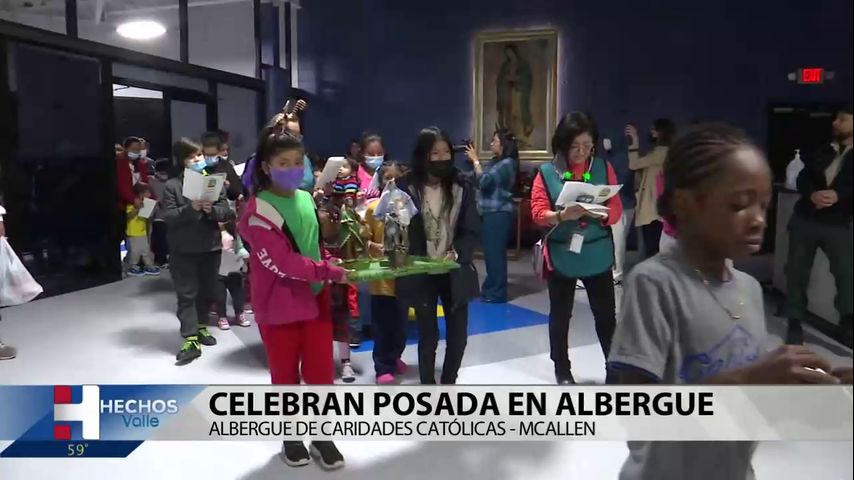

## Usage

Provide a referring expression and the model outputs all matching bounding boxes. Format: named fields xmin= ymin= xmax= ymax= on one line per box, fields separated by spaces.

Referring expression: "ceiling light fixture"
xmin=116 ymin=20 xmax=166 ymax=40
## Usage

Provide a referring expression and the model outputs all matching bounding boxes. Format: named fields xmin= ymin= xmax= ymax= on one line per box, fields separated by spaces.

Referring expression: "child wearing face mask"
xmin=239 ymin=132 xmax=348 ymax=471
xmin=365 ymin=161 xmax=410 ymax=384
xmin=202 ymin=131 xmax=244 ymax=201
xmin=358 ymin=132 xmax=387 ymax=199
xmin=162 ymin=138 xmax=235 ymax=365
xmin=117 ymin=137 xmax=150 ymax=255
xmin=394 ymin=126 xmax=481 ymax=385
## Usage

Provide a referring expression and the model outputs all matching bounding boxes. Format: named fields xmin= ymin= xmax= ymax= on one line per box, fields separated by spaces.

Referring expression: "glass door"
xmin=1 ymin=41 xmax=119 ymax=296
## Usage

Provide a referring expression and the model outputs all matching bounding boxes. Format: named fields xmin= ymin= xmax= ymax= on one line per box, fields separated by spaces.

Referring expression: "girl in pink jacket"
xmin=238 ymin=132 xmax=347 ymax=471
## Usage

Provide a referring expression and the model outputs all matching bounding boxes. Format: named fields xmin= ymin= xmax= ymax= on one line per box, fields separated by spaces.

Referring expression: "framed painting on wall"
xmin=473 ymin=29 xmax=558 ymax=160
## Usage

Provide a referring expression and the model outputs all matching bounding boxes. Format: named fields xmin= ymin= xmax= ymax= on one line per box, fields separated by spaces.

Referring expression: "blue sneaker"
xmin=127 ymin=266 xmax=145 ymax=277
xmin=143 ymin=266 xmax=162 ymax=276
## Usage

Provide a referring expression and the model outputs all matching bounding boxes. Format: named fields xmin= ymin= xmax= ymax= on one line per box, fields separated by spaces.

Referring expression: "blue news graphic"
xmin=0 ymin=385 xmax=204 ymax=458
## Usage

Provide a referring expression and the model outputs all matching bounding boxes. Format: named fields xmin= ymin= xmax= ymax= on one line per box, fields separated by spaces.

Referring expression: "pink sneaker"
xmin=395 ymin=358 xmax=408 ymax=375
xmin=237 ymin=313 xmax=251 ymax=328
xmin=217 ymin=317 xmax=230 ymax=330
xmin=376 ymin=373 xmax=395 ymax=385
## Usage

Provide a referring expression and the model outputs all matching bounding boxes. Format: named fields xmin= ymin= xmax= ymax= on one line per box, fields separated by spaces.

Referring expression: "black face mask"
xmin=648 ymin=133 xmax=657 ymax=145
xmin=427 ymin=160 xmax=454 ymax=178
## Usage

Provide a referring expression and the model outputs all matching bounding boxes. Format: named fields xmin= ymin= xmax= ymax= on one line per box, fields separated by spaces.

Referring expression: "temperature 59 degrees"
xmin=67 ymin=443 xmax=89 ymax=456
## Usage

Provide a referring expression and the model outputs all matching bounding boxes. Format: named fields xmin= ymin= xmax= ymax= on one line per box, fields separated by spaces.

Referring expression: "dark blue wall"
xmin=296 ymin=0 xmax=852 ymax=180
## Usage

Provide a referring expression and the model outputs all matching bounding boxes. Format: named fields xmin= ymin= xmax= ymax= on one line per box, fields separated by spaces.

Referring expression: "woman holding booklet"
xmin=530 ymin=111 xmax=623 ymax=385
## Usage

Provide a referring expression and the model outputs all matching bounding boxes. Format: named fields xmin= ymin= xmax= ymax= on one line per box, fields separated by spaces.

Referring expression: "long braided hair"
xmin=657 ymin=123 xmax=756 ymax=227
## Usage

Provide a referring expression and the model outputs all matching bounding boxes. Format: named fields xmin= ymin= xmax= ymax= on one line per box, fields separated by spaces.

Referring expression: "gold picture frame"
xmin=473 ymin=28 xmax=558 ymax=161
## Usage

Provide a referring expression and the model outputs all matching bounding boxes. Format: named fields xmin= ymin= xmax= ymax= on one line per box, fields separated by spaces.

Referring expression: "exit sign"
xmin=798 ymin=68 xmax=825 ymax=84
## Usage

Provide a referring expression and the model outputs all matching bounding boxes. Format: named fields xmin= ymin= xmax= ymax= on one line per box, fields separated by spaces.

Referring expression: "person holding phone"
xmin=626 ymin=119 xmax=676 ymax=258
xmin=465 ymin=128 xmax=519 ymax=303
xmin=530 ymin=112 xmax=623 ymax=384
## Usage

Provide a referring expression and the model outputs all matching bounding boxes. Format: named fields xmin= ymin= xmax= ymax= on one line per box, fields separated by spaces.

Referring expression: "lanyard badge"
xmin=561 ymin=158 xmax=594 ymax=254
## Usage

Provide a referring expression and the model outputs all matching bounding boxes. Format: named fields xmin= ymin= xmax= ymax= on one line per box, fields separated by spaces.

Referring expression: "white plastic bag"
xmin=784 ymin=149 xmax=804 ymax=191
xmin=0 ymin=237 xmax=43 ymax=306
xmin=374 ymin=180 xmax=418 ymax=226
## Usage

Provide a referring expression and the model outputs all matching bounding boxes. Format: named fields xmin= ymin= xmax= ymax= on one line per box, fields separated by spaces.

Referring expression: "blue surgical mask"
xmin=127 ymin=152 xmax=141 ymax=160
xmin=204 ymin=155 xmax=219 ymax=167
xmin=189 ymin=160 xmax=207 ymax=173
xmin=365 ymin=155 xmax=384 ymax=171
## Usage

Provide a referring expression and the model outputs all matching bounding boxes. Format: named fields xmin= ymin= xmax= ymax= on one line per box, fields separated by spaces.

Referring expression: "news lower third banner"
xmin=0 ymin=385 xmax=851 ymax=457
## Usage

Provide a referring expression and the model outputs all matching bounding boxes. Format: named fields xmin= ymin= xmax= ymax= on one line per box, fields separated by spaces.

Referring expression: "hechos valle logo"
xmin=53 ymin=385 xmax=100 ymax=440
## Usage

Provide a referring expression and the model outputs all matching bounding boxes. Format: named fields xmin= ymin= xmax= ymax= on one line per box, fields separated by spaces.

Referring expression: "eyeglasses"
xmin=569 ymin=143 xmax=594 ymax=153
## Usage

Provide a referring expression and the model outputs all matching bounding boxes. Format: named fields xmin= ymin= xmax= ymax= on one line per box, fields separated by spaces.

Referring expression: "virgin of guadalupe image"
xmin=496 ymin=44 xmax=533 ymax=147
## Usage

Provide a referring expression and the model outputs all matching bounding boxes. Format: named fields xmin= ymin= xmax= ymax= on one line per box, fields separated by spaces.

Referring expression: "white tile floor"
xmin=0 ymin=258 xmax=851 ymax=479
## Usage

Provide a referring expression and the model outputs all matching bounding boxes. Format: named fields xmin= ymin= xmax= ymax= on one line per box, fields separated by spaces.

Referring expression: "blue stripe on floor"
xmin=352 ymin=300 xmax=548 ymax=353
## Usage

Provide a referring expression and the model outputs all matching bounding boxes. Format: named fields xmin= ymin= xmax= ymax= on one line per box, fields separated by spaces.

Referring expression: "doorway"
xmin=112 ymin=79 xmax=215 ymax=171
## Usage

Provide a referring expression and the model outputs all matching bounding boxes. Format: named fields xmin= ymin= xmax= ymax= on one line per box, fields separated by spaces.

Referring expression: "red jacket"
xmin=238 ymin=195 xmax=346 ymax=326
xmin=530 ymin=158 xmax=623 ymax=228
xmin=116 ymin=154 xmax=150 ymax=210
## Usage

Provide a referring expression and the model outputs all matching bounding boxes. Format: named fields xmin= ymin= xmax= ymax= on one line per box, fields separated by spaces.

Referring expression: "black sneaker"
xmin=349 ymin=331 xmax=361 ymax=349
xmin=280 ymin=441 xmax=310 ymax=467
xmin=556 ymin=369 xmax=576 ymax=385
xmin=176 ymin=337 xmax=201 ymax=364
xmin=0 ymin=340 xmax=17 ymax=360
xmin=785 ymin=319 xmax=804 ymax=345
xmin=310 ymin=441 xmax=345 ymax=470
xmin=198 ymin=327 xmax=217 ymax=346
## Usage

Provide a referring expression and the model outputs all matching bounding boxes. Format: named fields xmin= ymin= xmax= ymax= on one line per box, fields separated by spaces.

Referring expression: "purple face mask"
xmin=269 ymin=166 xmax=304 ymax=191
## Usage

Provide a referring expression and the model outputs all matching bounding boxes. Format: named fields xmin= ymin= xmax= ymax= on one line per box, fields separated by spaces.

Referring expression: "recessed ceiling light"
xmin=117 ymin=20 xmax=166 ymax=40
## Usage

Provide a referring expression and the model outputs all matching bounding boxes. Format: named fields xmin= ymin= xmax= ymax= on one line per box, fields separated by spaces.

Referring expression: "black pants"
xmin=640 ymin=220 xmax=663 ymax=258
xmin=150 ymin=221 xmax=169 ymax=266
xmin=169 ymin=251 xmax=222 ymax=338
xmin=413 ymin=274 xmax=469 ymax=384
xmin=785 ymin=216 xmax=853 ymax=326
xmin=548 ymin=269 xmax=616 ymax=376
xmin=371 ymin=295 xmax=408 ymax=376
xmin=215 ymin=272 xmax=246 ymax=318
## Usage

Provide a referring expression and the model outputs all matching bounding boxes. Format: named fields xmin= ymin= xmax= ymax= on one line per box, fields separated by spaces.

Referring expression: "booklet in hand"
xmin=316 ymin=156 xmax=346 ymax=188
xmin=556 ymin=181 xmax=622 ymax=208
xmin=137 ymin=198 xmax=158 ymax=219
xmin=183 ymin=169 xmax=226 ymax=202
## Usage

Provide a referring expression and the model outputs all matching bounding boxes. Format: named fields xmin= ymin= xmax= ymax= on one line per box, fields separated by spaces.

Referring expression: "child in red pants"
xmin=239 ymin=132 xmax=348 ymax=471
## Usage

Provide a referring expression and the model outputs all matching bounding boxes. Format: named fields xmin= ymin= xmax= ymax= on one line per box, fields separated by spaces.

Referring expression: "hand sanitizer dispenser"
xmin=784 ymin=149 xmax=804 ymax=191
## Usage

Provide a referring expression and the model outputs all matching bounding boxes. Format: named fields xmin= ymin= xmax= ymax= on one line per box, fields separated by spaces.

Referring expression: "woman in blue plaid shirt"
xmin=465 ymin=128 xmax=519 ymax=303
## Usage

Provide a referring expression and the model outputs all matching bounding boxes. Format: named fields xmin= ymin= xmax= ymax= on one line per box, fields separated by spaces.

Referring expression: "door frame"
xmin=112 ymin=75 xmax=217 ymax=155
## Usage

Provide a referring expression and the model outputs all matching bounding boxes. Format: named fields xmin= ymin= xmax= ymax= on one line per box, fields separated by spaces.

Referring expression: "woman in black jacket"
xmin=395 ymin=126 xmax=481 ymax=384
